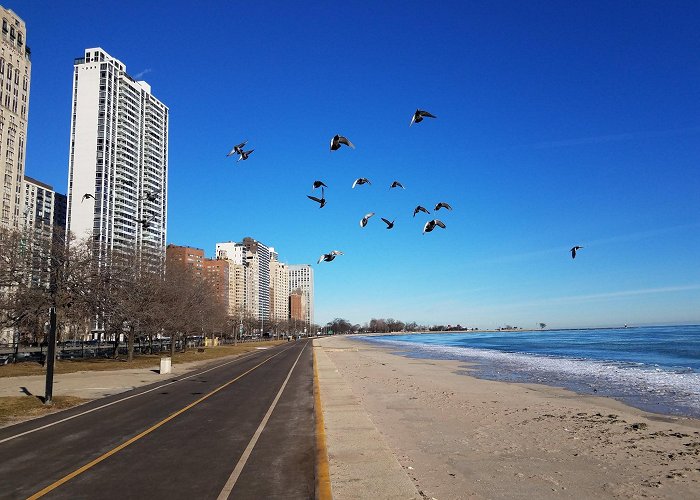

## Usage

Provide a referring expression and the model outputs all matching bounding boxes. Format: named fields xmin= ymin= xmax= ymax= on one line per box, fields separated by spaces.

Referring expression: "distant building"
xmin=0 ymin=6 xmax=31 ymax=230
xmin=202 ymin=258 xmax=229 ymax=309
xmin=216 ymin=241 xmax=255 ymax=318
xmin=288 ymin=264 xmax=314 ymax=326
xmin=289 ymin=290 xmax=305 ymax=326
xmin=166 ymin=244 xmax=204 ymax=276
xmin=216 ymin=237 xmax=271 ymax=323
xmin=52 ymin=192 xmax=66 ymax=236
xmin=21 ymin=176 xmax=56 ymax=288
xmin=269 ymin=248 xmax=289 ymax=322
xmin=66 ymin=48 xmax=168 ymax=270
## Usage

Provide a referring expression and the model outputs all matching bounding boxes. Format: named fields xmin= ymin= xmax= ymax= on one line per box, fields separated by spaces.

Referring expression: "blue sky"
xmin=12 ymin=1 xmax=700 ymax=328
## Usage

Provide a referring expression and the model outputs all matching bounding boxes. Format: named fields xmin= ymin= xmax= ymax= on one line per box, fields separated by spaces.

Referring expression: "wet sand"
xmin=317 ymin=336 xmax=700 ymax=499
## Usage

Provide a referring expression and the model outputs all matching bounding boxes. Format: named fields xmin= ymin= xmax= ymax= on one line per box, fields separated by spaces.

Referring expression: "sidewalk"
xmin=313 ymin=338 xmax=421 ymax=499
xmin=0 ymin=359 xmax=211 ymax=400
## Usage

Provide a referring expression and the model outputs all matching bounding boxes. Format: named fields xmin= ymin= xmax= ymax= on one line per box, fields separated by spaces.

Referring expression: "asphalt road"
xmin=0 ymin=339 xmax=316 ymax=499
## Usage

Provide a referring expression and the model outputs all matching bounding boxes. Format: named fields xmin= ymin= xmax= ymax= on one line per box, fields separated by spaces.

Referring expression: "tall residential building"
xmin=52 ymin=192 xmax=67 ymax=234
xmin=66 ymin=48 xmax=168 ymax=269
xmin=289 ymin=291 xmax=305 ymax=326
xmin=216 ymin=237 xmax=271 ymax=323
xmin=0 ymin=6 xmax=31 ymax=230
xmin=269 ymin=248 xmax=289 ymax=322
xmin=216 ymin=241 xmax=255 ymax=318
xmin=202 ymin=258 xmax=229 ymax=309
xmin=288 ymin=264 xmax=314 ymax=326
xmin=21 ymin=176 xmax=56 ymax=287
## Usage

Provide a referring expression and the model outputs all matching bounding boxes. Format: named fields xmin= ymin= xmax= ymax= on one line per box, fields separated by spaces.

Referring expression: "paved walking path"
xmin=0 ymin=359 xmax=206 ymax=399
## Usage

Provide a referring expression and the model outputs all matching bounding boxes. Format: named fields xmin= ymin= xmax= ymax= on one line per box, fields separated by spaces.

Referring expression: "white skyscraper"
xmin=288 ymin=264 xmax=314 ymax=326
xmin=66 ymin=48 xmax=168 ymax=267
xmin=0 ymin=7 xmax=30 ymax=230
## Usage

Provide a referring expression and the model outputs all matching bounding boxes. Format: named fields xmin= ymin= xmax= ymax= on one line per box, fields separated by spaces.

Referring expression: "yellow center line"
xmin=27 ymin=345 xmax=293 ymax=500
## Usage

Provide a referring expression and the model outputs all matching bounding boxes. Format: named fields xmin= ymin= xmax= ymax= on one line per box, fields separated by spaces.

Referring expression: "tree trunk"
xmin=181 ymin=334 xmax=187 ymax=353
xmin=170 ymin=333 xmax=176 ymax=358
xmin=127 ymin=324 xmax=135 ymax=362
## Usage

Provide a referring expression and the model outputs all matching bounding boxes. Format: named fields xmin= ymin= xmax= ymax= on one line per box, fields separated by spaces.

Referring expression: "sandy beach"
xmin=316 ymin=336 xmax=700 ymax=500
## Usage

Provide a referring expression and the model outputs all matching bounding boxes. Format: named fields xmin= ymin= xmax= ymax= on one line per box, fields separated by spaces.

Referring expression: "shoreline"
xmin=353 ymin=330 xmax=700 ymax=420
xmin=316 ymin=336 xmax=700 ymax=499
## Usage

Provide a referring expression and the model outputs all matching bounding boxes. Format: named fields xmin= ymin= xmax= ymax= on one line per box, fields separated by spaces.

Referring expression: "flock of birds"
xmin=75 ymin=108 xmax=584 ymax=265
xmin=222 ymin=110 xmax=449 ymax=264
xmin=227 ymin=108 xmax=585 ymax=265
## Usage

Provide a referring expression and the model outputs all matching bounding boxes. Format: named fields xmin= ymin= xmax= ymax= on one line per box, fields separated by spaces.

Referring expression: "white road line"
xmin=0 ymin=348 xmax=270 ymax=445
xmin=216 ymin=343 xmax=307 ymax=500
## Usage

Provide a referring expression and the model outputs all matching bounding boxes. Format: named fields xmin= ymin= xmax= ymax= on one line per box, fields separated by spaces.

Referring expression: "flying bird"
xmin=434 ymin=202 xmax=452 ymax=211
xmin=307 ymin=189 xmax=327 ymax=208
xmin=410 ymin=109 xmax=437 ymax=126
xmin=413 ymin=205 xmax=430 ymax=217
xmin=352 ymin=178 xmax=371 ymax=189
xmin=226 ymin=140 xmax=247 ymax=157
xmin=330 ymin=134 xmax=355 ymax=151
xmin=423 ymin=219 xmax=446 ymax=234
xmin=312 ymin=180 xmax=328 ymax=190
xmin=570 ymin=246 xmax=583 ymax=259
xmin=360 ymin=212 xmax=375 ymax=228
xmin=141 ymin=191 xmax=158 ymax=202
xmin=317 ymin=250 xmax=344 ymax=264
xmin=381 ymin=218 xmax=395 ymax=229
xmin=135 ymin=214 xmax=156 ymax=229
xmin=237 ymin=149 xmax=254 ymax=162
xmin=390 ymin=181 xmax=405 ymax=189
xmin=81 ymin=193 xmax=94 ymax=202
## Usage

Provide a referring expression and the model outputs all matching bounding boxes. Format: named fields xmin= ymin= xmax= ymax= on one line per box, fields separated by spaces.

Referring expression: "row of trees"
xmin=325 ymin=318 xmax=489 ymax=334
xmin=324 ymin=317 xmax=429 ymax=334
xmin=0 ymin=227 xmax=314 ymax=362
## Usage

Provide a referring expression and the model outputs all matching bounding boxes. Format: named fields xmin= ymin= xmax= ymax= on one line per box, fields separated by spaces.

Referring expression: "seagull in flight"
xmin=434 ymin=202 xmax=452 ymax=211
xmin=227 ymin=140 xmax=247 ymax=157
xmin=317 ymin=250 xmax=344 ymax=264
xmin=360 ymin=212 xmax=375 ymax=227
xmin=381 ymin=218 xmax=395 ymax=229
xmin=312 ymin=180 xmax=328 ymax=190
xmin=307 ymin=188 xmax=326 ymax=208
xmin=352 ymin=178 xmax=371 ymax=189
xmin=81 ymin=193 xmax=94 ymax=202
xmin=570 ymin=246 xmax=583 ymax=259
xmin=410 ymin=109 xmax=437 ymax=126
xmin=423 ymin=219 xmax=446 ymax=234
xmin=330 ymin=134 xmax=355 ymax=151
xmin=141 ymin=191 xmax=158 ymax=202
xmin=390 ymin=181 xmax=405 ymax=189
xmin=135 ymin=214 xmax=156 ymax=229
xmin=413 ymin=205 xmax=430 ymax=217
xmin=237 ymin=149 xmax=254 ymax=162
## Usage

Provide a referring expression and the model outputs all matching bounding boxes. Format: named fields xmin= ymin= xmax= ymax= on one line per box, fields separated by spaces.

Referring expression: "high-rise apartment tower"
xmin=66 ymin=48 xmax=168 ymax=268
xmin=0 ymin=6 xmax=30 ymax=230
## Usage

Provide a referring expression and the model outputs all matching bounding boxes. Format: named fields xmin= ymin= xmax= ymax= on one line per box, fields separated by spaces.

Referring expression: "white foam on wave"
xmin=367 ymin=338 xmax=700 ymax=412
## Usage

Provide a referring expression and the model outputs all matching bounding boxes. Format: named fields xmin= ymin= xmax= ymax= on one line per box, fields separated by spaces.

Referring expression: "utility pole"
xmin=44 ymin=306 xmax=57 ymax=405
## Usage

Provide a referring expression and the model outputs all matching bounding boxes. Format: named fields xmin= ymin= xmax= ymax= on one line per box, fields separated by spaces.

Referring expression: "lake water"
xmin=360 ymin=325 xmax=700 ymax=418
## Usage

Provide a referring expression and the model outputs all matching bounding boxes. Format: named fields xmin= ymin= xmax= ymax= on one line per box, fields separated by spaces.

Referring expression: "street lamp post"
xmin=44 ymin=306 xmax=57 ymax=405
